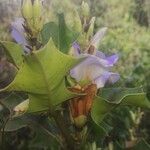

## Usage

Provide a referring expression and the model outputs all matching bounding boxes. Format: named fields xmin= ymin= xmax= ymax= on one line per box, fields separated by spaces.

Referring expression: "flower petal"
xmin=90 ymin=27 xmax=107 ymax=49
xmin=96 ymin=50 xmax=106 ymax=59
xmin=11 ymin=18 xmax=25 ymax=43
xmin=11 ymin=28 xmax=25 ymax=44
xmin=93 ymin=72 xmax=120 ymax=88
xmin=105 ymin=54 xmax=119 ymax=66
xmin=93 ymin=73 xmax=110 ymax=88
xmin=69 ymin=42 xmax=81 ymax=57
xmin=70 ymin=55 xmax=108 ymax=82
xmin=11 ymin=18 xmax=29 ymax=53
xmin=73 ymin=42 xmax=81 ymax=52
xmin=96 ymin=51 xmax=119 ymax=66
xmin=107 ymin=72 xmax=120 ymax=84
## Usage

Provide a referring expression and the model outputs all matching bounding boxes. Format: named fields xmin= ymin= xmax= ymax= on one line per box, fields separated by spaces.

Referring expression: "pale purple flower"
xmin=70 ymin=44 xmax=119 ymax=89
xmin=70 ymin=27 xmax=119 ymax=89
xmin=90 ymin=27 xmax=108 ymax=49
xmin=11 ymin=18 xmax=30 ymax=53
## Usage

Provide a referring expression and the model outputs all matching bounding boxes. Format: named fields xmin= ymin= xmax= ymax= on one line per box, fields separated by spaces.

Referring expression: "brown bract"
xmin=69 ymin=84 xmax=97 ymax=119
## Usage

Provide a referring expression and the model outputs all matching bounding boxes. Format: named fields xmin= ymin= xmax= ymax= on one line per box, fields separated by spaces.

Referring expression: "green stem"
xmin=52 ymin=111 xmax=76 ymax=150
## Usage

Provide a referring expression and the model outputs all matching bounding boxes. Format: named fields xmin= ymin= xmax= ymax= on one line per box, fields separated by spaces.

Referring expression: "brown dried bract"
xmin=69 ymin=84 xmax=97 ymax=118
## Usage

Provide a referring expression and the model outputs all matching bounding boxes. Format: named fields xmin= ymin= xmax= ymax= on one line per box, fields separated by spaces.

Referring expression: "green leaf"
xmin=5 ymin=116 xmax=60 ymax=148
xmin=121 ymin=93 xmax=150 ymax=109
xmin=0 ymin=41 xmax=24 ymax=68
xmin=0 ymin=93 xmax=26 ymax=111
xmin=58 ymin=13 xmax=78 ymax=53
xmin=29 ymin=125 xmax=60 ymax=149
xmin=41 ymin=22 xmax=58 ymax=45
xmin=0 ymin=93 xmax=29 ymax=131
xmin=41 ymin=13 xmax=78 ymax=54
xmin=99 ymin=87 xmax=150 ymax=109
xmin=4 ymin=115 xmax=28 ymax=132
xmin=91 ymin=96 xmax=113 ymax=125
xmin=90 ymin=119 xmax=113 ymax=139
xmin=99 ymin=87 xmax=144 ymax=104
xmin=0 ymin=39 xmax=83 ymax=113
xmin=91 ymin=89 xmax=150 ymax=127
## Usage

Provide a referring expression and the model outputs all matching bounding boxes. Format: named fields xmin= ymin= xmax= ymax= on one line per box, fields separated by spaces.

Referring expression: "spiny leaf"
xmin=121 ymin=93 xmax=150 ymax=108
xmin=58 ymin=13 xmax=78 ymax=53
xmin=98 ymin=87 xmax=144 ymax=104
xmin=41 ymin=13 xmax=78 ymax=54
xmin=0 ymin=41 xmax=24 ymax=68
xmin=91 ymin=89 xmax=150 ymax=127
xmin=41 ymin=22 xmax=58 ymax=45
xmin=99 ymin=87 xmax=150 ymax=109
xmin=91 ymin=96 xmax=113 ymax=125
xmin=0 ymin=39 xmax=84 ymax=113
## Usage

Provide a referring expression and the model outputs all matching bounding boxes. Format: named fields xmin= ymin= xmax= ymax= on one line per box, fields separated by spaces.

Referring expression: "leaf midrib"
xmin=33 ymin=53 xmax=52 ymax=107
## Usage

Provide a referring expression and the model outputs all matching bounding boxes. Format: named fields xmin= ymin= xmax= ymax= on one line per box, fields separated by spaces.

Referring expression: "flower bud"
xmin=74 ymin=115 xmax=87 ymax=128
xmin=33 ymin=0 xmax=42 ymax=18
xmin=66 ymin=10 xmax=82 ymax=33
xmin=87 ymin=17 xmax=96 ymax=39
xmin=14 ymin=99 xmax=29 ymax=115
xmin=22 ymin=0 xmax=43 ymax=36
xmin=77 ymin=33 xmax=89 ymax=50
xmin=81 ymin=1 xmax=90 ymax=17
xmin=73 ymin=10 xmax=82 ymax=33
xmin=22 ymin=0 xmax=33 ymax=19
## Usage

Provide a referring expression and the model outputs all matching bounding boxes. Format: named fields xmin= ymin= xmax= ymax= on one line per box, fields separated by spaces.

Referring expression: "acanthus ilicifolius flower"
xmin=69 ymin=28 xmax=120 ymax=128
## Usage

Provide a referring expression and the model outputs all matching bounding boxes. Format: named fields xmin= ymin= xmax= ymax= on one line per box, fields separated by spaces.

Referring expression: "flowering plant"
xmin=0 ymin=0 xmax=149 ymax=149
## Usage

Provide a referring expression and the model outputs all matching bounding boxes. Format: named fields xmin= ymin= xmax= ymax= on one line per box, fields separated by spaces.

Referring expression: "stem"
xmin=52 ymin=111 xmax=76 ymax=150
